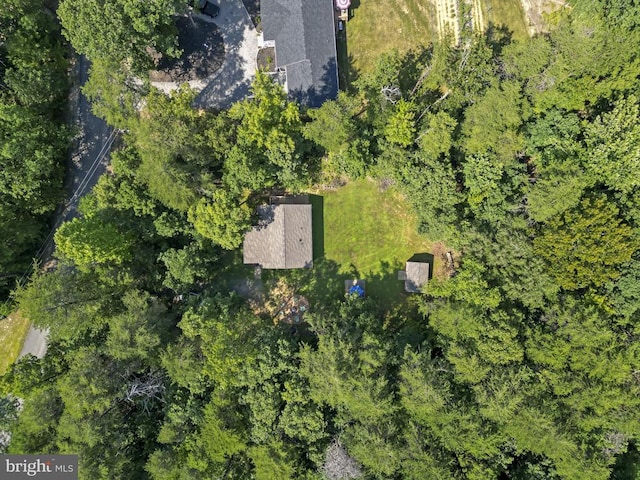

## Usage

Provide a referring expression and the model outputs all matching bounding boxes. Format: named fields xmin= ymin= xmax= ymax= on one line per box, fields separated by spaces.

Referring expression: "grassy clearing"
xmin=481 ymin=0 xmax=529 ymax=41
xmin=309 ymin=179 xmax=437 ymax=306
xmin=225 ymin=181 xmax=443 ymax=311
xmin=346 ymin=0 xmax=436 ymax=76
xmin=344 ymin=0 xmax=529 ymax=79
xmin=0 ymin=311 xmax=31 ymax=375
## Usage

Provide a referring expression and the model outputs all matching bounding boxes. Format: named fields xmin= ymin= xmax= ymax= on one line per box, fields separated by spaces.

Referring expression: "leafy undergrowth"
xmin=0 ymin=311 xmax=31 ymax=375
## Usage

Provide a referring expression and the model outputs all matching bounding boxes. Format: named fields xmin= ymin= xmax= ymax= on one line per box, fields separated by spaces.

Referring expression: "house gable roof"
xmin=243 ymin=204 xmax=313 ymax=269
xmin=261 ymin=0 xmax=338 ymax=107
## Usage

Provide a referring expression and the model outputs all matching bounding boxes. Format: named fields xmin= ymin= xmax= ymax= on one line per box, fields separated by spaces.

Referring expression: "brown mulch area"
xmin=257 ymin=47 xmax=276 ymax=72
xmin=150 ymin=16 xmax=225 ymax=83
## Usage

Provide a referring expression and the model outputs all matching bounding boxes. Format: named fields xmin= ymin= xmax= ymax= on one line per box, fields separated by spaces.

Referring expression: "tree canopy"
xmin=0 ymin=0 xmax=69 ymax=299
xmin=3 ymin=2 xmax=640 ymax=479
xmin=57 ymin=0 xmax=184 ymax=71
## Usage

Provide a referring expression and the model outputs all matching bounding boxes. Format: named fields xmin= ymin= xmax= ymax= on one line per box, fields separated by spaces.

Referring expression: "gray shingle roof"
xmin=405 ymin=261 xmax=430 ymax=293
xmin=261 ymin=0 xmax=339 ymax=107
xmin=243 ymin=204 xmax=313 ymax=269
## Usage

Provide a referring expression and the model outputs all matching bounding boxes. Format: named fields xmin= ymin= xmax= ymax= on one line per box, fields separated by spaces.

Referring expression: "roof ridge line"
xmin=285 ymin=58 xmax=311 ymax=68
xmin=282 ymin=204 xmax=288 ymax=268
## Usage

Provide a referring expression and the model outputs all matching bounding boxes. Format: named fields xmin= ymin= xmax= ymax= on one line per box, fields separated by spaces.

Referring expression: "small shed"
xmin=398 ymin=260 xmax=430 ymax=293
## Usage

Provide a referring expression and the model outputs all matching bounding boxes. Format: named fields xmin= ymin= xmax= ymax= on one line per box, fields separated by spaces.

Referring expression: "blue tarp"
xmin=349 ymin=285 xmax=365 ymax=297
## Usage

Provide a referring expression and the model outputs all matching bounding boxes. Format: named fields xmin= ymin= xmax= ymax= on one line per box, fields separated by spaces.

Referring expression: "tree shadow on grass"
xmin=364 ymin=260 xmax=433 ymax=351
xmin=336 ymin=32 xmax=359 ymax=91
xmin=305 ymin=259 xmax=358 ymax=312
xmin=267 ymin=258 xmax=361 ymax=316
xmin=291 ymin=259 xmax=420 ymax=316
xmin=485 ymin=21 xmax=515 ymax=57
xmin=364 ymin=260 xmax=405 ymax=310
xmin=232 ymin=257 xmax=432 ymax=347
xmin=309 ymin=194 xmax=324 ymax=260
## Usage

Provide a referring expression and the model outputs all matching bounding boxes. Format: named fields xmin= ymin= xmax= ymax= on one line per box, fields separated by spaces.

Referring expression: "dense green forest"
xmin=0 ymin=0 xmax=70 ymax=302
xmin=2 ymin=0 xmax=640 ymax=479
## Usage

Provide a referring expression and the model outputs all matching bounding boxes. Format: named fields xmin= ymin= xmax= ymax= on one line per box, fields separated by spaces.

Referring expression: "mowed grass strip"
xmin=0 ymin=311 xmax=31 ymax=375
xmin=318 ymin=179 xmax=436 ymax=304
xmin=346 ymin=0 xmax=436 ymax=75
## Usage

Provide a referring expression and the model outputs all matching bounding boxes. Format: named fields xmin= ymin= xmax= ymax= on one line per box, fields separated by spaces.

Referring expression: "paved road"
xmin=19 ymin=326 xmax=49 ymax=359
xmin=19 ymin=55 xmax=114 ymax=360
xmin=64 ymin=55 xmax=116 ymax=222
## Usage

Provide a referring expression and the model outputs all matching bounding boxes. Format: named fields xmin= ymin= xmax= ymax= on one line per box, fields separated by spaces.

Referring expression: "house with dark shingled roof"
xmin=243 ymin=203 xmax=313 ymax=269
xmin=260 ymin=0 xmax=339 ymax=107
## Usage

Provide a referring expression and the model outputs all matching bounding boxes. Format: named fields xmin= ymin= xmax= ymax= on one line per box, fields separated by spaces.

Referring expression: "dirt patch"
xmin=431 ymin=241 xmax=458 ymax=280
xmin=434 ymin=0 xmax=461 ymax=44
xmin=432 ymin=0 xmax=484 ymax=44
xmin=520 ymin=0 xmax=568 ymax=35
xmin=150 ymin=16 xmax=225 ymax=83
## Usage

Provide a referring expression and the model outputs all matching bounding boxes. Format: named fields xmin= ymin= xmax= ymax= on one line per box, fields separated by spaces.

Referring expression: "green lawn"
xmin=482 ymin=0 xmax=529 ymax=41
xmin=343 ymin=0 xmax=529 ymax=78
xmin=0 ymin=311 xmax=31 ymax=375
xmin=222 ymin=181 xmax=440 ymax=311
xmin=346 ymin=0 xmax=436 ymax=76
xmin=307 ymin=179 xmax=436 ymax=306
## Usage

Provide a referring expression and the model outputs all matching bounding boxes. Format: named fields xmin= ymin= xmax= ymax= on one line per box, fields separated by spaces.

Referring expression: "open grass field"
xmin=309 ymin=179 xmax=437 ymax=306
xmin=0 ymin=311 xmax=31 ymax=375
xmin=345 ymin=0 xmax=436 ymax=77
xmin=342 ymin=0 xmax=529 ymax=78
xmin=482 ymin=0 xmax=529 ymax=41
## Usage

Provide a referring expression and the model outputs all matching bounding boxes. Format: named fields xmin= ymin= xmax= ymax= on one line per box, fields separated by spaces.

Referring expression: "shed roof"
xmin=261 ymin=0 xmax=338 ymax=107
xmin=405 ymin=261 xmax=430 ymax=293
xmin=243 ymin=203 xmax=313 ymax=269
